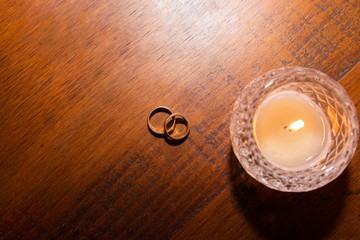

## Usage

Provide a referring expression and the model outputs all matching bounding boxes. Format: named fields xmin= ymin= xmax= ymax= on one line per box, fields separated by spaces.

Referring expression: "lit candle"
xmin=253 ymin=91 xmax=331 ymax=169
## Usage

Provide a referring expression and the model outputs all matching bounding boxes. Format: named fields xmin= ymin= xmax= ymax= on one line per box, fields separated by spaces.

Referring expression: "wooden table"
xmin=1 ymin=0 xmax=359 ymax=239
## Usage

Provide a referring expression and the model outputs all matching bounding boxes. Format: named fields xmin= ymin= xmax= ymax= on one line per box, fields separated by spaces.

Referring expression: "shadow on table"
xmin=228 ymin=147 xmax=348 ymax=240
xmin=148 ymin=125 xmax=189 ymax=146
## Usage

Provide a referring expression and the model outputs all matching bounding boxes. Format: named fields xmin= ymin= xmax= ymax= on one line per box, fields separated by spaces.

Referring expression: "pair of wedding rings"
xmin=147 ymin=106 xmax=190 ymax=141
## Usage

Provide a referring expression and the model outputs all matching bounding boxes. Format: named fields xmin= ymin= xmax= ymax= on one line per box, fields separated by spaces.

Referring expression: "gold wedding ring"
xmin=147 ymin=106 xmax=175 ymax=135
xmin=164 ymin=113 xmax=190 ymax=141
xmin=148 ymin=106 xmax=190 ymax=141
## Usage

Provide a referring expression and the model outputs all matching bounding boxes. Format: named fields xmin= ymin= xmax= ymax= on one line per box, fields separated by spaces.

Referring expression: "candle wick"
xmin=285 ymin=120 xmax=305 ymax=132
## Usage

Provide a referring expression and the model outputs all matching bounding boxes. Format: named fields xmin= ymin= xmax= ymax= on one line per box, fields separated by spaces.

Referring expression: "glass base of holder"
xmin=230 ymin=66 xmax=359 ymax=192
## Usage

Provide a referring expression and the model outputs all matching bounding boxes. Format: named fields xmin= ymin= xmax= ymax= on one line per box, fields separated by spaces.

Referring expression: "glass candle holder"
xmin=230 ymin=66 xmax=359 ymax=192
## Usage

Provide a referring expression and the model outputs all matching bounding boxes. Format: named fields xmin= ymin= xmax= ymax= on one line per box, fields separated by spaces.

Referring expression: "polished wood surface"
xmin=0 ymin=0 xmax=359 ymax=239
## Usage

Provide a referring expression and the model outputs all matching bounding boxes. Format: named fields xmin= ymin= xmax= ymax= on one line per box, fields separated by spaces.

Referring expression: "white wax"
xmin=253 ymin=91 xmax=331 ymax=169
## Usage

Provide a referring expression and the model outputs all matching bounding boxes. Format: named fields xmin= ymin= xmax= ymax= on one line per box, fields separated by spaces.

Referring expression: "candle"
xmin=253 ymin=91 xmax=331 ymax=169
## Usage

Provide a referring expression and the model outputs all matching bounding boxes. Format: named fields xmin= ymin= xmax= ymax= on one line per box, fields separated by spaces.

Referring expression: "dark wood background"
xmin=1 ymin=0 xmax=359 ymax=239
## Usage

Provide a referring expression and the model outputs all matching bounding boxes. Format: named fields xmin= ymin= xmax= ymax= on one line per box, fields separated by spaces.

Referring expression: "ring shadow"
xmin=148 ymin=125 xmax=189 ymax=146
xmin=165 ymin=133 xmax=189 ymax=146
xmin=227 ymin=146 xmax=348 ymax=240
xmin=148 ymin=118 xmax=189 ymax=146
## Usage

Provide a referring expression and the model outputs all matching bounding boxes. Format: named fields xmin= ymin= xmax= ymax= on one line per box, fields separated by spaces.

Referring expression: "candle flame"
xmin=287 ymin=120 xmax=304 ymax=132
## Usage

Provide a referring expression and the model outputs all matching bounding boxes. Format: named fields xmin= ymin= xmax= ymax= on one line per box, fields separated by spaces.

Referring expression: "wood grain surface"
xmin=0 ymin=0 xmax=359 ymax=239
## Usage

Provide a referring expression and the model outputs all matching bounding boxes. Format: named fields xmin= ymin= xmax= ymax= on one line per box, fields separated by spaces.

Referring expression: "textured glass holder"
xmin=230 ymin=66 xmax=359 ymax=192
